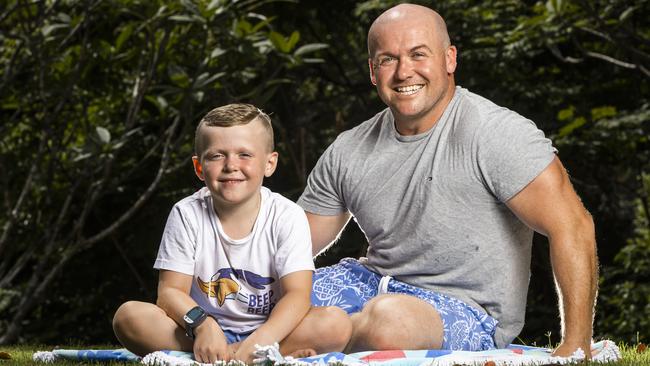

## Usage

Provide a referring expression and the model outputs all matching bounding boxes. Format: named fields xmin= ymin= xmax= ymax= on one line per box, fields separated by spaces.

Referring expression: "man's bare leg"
xmin=279 ymin=306 xmax=352 ymax=357
xmin=346 ymin=294 xmax=444 ymax=352
xmin=113 ymin=301 xmax=192 ymax=356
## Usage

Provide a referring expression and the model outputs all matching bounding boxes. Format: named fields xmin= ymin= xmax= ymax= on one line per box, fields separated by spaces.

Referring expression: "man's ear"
xmin=192 ymin=156 xmax=205 ymax=181
xmin=368 ymin=58 xmax=377 ymax=85
xmin=264 ymin=152 xmax=279 ymax=177
xmin=445 ymin=46 xmax=458 ymax=74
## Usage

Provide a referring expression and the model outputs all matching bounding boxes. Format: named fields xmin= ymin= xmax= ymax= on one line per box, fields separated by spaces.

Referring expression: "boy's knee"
xmin=318 ymin=307 xmax=353 ymax=348
xmin=112 ymin=301 xmax=146 ymax=334
xmin=114 ymin=301 xmax=136 ymax=319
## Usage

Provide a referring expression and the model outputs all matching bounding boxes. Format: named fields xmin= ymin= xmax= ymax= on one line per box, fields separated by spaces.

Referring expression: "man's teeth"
xmin=396 ymin=85 xmax=423 ymax=94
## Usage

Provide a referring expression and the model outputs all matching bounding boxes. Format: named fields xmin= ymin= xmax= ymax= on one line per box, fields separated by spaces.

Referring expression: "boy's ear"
xmin=264 ymin=152 xmax=278 ymax=178
xmin=192 ymin=156 xmax=205 ymax=181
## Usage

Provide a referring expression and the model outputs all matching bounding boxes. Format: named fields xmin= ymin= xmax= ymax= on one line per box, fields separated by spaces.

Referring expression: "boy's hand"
xmin=193 ymin=317 xmax=230 ymax=363
xmin=233 ymin=341 xmax=257 ymax=365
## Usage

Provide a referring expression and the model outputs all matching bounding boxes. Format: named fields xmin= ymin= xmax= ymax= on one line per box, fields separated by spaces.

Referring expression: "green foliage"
xmin=0 ymin=0 xmax=328 ymax=344
xmin=597 ymin=173 xmax=650 ymax=343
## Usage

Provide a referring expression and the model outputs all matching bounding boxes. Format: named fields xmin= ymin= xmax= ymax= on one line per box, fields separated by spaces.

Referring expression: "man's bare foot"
xmin=287 ymin=348 xmax=317 ymax=358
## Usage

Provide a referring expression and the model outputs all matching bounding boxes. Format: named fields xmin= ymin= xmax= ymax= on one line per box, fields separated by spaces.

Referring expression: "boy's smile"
xmin=192 ymin=119 xmax=277 ymax=214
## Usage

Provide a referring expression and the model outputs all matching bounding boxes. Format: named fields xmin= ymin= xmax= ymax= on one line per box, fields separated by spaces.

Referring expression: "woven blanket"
xmin=33 ymin=340 xmax=620 ymax=365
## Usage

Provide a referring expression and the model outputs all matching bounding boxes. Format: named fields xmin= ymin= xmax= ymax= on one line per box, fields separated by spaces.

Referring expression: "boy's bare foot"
xmin=287 ymin=348 xmax=317 ymax=359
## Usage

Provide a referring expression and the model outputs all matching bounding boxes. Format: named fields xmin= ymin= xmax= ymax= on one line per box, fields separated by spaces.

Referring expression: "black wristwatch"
xmin=183 ymin=306 xmax=208 ymax=339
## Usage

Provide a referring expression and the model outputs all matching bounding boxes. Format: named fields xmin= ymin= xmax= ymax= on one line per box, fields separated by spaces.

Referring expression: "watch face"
xmin=186 ymin=307 xmax=204 ymax=324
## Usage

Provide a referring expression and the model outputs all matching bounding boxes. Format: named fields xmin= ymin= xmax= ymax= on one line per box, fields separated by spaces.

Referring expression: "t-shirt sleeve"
xmin=477 ymin=113 xmax=557 ymax=202
xmin=273 ymin=206 xmax=316 ymax=278
xmin=153 ymin=205 xmax=196 ymax=275
xmin=297 ymin=140 xmax=348 ymax=215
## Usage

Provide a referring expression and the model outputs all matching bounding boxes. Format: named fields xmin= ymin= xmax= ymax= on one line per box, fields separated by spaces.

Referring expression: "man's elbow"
xmin=576 ymin=209 xmax=596 ymax=250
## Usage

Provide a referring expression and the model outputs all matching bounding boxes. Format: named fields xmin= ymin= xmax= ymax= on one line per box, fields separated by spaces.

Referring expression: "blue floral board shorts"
xmin=311 ymin=258 xmax=498 ymax=351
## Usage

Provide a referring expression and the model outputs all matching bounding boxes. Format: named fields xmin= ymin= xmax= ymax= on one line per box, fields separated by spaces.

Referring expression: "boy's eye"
xmin=209 ymin=153 xmax=224 ymax=160
xmin=239 ymin=153 xmax=252 ymax=158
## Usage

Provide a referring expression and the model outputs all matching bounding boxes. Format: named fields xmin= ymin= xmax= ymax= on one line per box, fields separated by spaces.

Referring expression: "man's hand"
xmin=553 ymin=340 xmax=592 ymax=359
xmin=192 ymin=317 xmax=230 ymax=363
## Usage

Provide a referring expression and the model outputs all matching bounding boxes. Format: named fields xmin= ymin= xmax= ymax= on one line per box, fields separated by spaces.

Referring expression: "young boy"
xmin=113 ymin=103 xmax=351 ymax=364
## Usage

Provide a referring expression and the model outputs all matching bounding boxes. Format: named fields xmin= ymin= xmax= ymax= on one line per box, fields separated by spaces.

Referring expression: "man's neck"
xmin=213 ymin=192 xmax=261 ymax=240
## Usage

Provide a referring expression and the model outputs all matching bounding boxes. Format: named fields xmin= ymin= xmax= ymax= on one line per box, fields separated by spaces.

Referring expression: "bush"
xmin=596 ymin=173 xmax=650 ymax=343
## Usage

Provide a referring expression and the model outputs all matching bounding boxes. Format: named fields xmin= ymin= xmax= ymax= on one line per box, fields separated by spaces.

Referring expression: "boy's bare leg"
xmin=113 ymin=301 xmax=193 ymax=356
xmin=278 ymin=306 xmax=352 ymax=357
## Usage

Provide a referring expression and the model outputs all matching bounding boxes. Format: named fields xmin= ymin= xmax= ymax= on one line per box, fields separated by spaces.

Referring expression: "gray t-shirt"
xmin=298 ymin=87 xmax=556 ymax=348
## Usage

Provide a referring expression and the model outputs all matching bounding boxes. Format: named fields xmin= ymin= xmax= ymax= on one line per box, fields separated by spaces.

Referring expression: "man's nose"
xmin=394 ymin=57 xmax=414 ymax=80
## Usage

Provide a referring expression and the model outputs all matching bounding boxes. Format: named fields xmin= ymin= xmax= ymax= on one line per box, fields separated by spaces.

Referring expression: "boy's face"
xmin=192 ymin=119 xmax=277 ymax=210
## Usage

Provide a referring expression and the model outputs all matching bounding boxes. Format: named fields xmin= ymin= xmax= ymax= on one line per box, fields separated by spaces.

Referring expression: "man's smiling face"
xmin=368 ymin=12 xmax=457 ymax=134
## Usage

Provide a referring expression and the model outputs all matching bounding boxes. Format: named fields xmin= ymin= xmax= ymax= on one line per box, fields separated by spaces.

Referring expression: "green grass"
xmin=0 ymin=344 xmax=127 ymax=365
xmin=0 ymin=343 xmax=648 ymax=365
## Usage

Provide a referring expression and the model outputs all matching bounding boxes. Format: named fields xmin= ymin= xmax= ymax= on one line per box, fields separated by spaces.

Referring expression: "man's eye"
xmin=378 ymin=56 xmax=397 ymax=66
xmin=239 ymin=153 xmax=252 ymax=158
xmin=411 ymin=52 xmax=427 ymax=59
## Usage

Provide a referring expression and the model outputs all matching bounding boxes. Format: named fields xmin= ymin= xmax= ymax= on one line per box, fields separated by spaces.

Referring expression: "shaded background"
xmin=0 ymin=0 xmax=648 ymax=346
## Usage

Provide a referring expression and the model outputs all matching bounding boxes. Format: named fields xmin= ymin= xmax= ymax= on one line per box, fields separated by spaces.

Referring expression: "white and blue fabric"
xmin=311 ymin=258 xmax=497 ymax=351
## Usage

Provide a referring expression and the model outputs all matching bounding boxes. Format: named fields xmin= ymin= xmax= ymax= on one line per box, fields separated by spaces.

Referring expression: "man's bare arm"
xmin=305 ymin=212 xmax=351 ymax=256
xmin=506 ymin=157 xmax=598 ymax=358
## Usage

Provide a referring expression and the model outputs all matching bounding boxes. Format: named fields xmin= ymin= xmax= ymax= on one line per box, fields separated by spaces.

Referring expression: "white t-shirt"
xmin=154 ymin=186 xmax=315 ymax=333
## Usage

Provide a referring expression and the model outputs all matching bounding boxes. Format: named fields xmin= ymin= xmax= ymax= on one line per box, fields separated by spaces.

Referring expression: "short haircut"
xmin=194 ymin=103 xmax=274 ymax=156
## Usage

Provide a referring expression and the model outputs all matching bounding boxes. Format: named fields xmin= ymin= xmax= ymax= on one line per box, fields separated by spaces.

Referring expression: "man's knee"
xmin=354 ymin=295 xmax=442 ymax=350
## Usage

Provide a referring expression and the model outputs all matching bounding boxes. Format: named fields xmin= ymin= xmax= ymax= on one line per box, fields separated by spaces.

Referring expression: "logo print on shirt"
xmin=197 ymin=268 xmax=274 ymax=306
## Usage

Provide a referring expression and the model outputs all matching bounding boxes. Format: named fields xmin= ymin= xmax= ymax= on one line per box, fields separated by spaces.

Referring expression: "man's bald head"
xmin=368 ymin=4 xmax=451 ymax=57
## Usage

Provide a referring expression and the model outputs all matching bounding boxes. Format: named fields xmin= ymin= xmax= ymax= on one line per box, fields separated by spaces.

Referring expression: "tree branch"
xmin=111 ymin=235 xmax=152 ymax=298
xmin=81 ymin=116 xmax=180 ymax=249
xmin=546 ymin=43 xmax=583 ymax=64
xmin=0 ymin=137 xmax=45 ymax=258
xmin=72 ymin=27 xmax=170 ymax=236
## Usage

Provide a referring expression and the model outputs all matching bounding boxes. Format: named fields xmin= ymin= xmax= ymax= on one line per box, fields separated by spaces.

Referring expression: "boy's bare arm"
xmin=156 ymin=270 xmax=197 ymax=324
xmin=157 ymin=270 xmax=230 ymax=363
xmin=234 ymin=270 xmax=312 ymax=362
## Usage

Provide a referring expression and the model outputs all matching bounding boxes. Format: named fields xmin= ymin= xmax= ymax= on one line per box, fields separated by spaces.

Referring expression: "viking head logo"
xmin=197 ymin=268 xmax=274 ymax=306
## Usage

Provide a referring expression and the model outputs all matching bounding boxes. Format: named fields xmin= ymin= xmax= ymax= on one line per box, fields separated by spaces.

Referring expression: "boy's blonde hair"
xmin=194 ymin=103 xmax=274 ymax=156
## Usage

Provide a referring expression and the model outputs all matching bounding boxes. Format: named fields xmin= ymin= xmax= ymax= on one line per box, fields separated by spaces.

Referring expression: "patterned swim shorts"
xmin=311 ymin=258 xmax=497 ymax=351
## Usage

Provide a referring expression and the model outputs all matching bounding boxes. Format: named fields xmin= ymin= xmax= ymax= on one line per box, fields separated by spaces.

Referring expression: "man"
xmin=298 ymin=3 xmax=597 ymax=358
